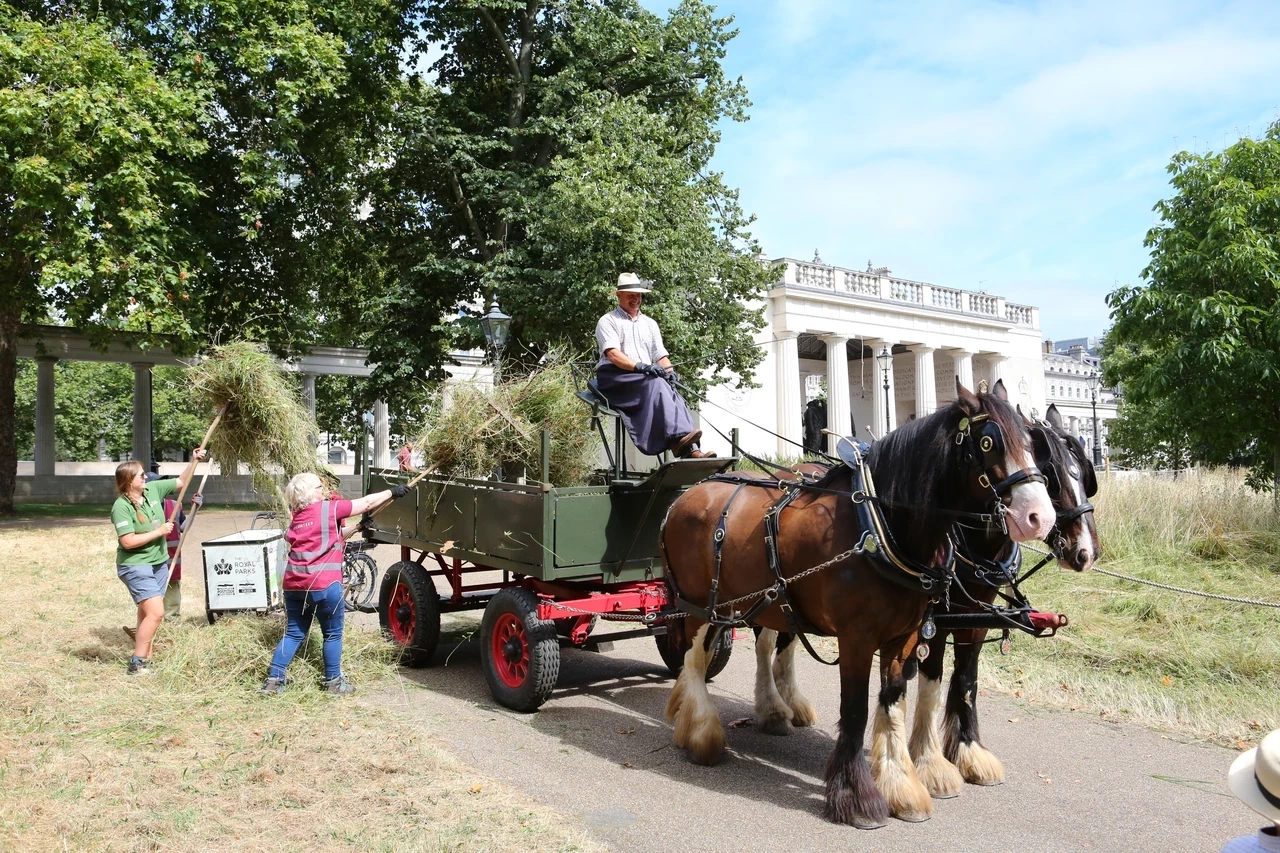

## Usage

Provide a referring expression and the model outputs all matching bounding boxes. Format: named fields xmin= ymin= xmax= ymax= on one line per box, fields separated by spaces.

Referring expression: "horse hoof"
xmin=954 ymin=742 xmax=1005 ymax=787
xmin=915 ymin=754 xmax=964 ymax=799
xmin=893 ymin=809 xmax=932 ymax=823
xmin=759 ymin=715 xmax=794 ymax=737
xmin=853 ymin=816 xmax=888 ymax=830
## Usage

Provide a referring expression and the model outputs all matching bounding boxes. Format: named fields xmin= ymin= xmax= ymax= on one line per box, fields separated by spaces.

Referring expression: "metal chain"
xmin=539 ymin=546 xmax=863 ymax=623
xmin=1088 ymin=566 xmax=1280 ymax=609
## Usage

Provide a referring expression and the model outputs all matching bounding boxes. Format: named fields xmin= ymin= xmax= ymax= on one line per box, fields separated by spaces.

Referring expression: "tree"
xmin=1106 ymin=124 xmax=1280 ymax=495
xmin=0 ymin=6 xmax=205 ymax=512
xmin=366 ymin=0 xmax=776 ymax=395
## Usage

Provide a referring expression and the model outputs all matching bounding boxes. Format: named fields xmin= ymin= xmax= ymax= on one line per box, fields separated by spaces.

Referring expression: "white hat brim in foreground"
xmin=616 ymin=286 xmax=652 ymax=294
xmin=1229 ymin=746 xmax=1280 ymax=823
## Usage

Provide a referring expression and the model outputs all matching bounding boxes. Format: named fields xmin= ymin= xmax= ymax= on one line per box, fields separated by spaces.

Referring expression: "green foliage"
xmin=367 ymin=0 xmax=775 ymax=396
xmin=1106 ymin=123 xmax=1280 ymax=491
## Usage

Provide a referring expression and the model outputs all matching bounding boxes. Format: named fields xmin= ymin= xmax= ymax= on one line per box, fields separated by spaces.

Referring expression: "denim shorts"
xmin=118 ymin=562 xmax=170 ymax=604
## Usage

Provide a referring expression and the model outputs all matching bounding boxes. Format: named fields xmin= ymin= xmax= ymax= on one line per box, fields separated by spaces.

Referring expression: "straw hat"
xmin=615 ymin=272 xmax=652 ymax=293
xmin=1228 ymin=729 xmax=1280 ymax=822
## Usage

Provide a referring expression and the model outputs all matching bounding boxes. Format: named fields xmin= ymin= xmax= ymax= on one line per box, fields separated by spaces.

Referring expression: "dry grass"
xmin=0 ymin=520 xmax=603 ymax=852
xmin=983 ymin=468 xmax=1280 ymax=747
xmin=417 ymin=355 xmax=598 ymax=486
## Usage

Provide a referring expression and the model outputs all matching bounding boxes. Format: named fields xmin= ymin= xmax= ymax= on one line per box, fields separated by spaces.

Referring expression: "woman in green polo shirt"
xmin=111 ymin=450 xmax=205 ymax=675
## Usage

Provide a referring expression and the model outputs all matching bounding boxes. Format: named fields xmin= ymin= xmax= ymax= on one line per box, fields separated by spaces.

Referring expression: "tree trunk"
xmin=0 ymin=307 xmax=19 ymax=515
xmin=1274 ymin=442 xmax=1280 ymax=514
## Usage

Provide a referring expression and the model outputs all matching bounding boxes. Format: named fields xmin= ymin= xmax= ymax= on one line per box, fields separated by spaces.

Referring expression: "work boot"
xmin=126 ymin=656 xmax=152 ymax=676
xmin=259 ymin=677 xmax=287 ymax=696
xmin=689 ymin=449 xmax=717 ymax=459
xmin=668 ymin=430 xmax=703 ymax=458
xmin=324 ymin=675 xmax=356 ymax=697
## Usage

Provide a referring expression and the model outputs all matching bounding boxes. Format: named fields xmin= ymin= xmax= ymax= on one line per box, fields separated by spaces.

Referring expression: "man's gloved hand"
xmin=390 ymin=484 xmax=411 ymax=499
xmin=191 ymin=493 xmax=204 ymax=509
xmin=633 ymin=362 xmax=653 ymax=375
xmin=664 ymin=369 xmax=678 ymax=384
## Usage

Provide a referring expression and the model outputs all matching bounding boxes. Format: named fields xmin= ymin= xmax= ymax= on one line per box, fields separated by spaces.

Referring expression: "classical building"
xmin=1042 ymin=339 xmax=1119 ymax=461
xmin=701 ymin=254 xmax=1046 ymax=457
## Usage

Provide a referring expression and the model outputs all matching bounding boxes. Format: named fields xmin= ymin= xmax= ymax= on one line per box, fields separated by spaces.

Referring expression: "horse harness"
xmin=669 ymin=415 xmax=1046 ymax=665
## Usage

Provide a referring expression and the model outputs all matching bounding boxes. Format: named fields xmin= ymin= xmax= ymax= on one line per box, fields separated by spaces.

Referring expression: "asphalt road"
xmin=186 ymin=511 xmax=1256 ymax=853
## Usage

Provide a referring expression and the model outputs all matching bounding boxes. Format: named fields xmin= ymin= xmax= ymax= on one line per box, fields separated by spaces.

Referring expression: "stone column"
xmin=870 ymin=339 xmax=897 ymax=438
xmin=34 ymin=357 xmax=58 ymax=476
xmin=822 ymin=335 xmax=851 ymax=454
xmin=299 ymin=373 xmax=317 ymax=421
xmin=132 ymin=362 xmax=153 ymax=466
xmin=299 ymin=372 xmax=319 ymax=455
xmin=775 ymin=332 xmax=803 ymax=456
xmin=952 ymin=350 xmax=975 ymax=394
xmin=989 ymin=355 xmax=1010 ymax=393
xmin=912 ymin=345 xmax=937 ymax=418
xmin=373 ymin=399 xmax=390 ymax=468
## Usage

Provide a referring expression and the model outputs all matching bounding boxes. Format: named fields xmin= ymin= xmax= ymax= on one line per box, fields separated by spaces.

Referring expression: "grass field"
xmin=0 ymin=517 xmax=602 ymax=852
xmin=982 ymin=468 xmax=1280 ymax=747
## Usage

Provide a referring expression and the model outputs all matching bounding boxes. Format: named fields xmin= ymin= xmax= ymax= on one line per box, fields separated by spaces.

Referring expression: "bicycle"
xmin=342 ymin=539 xmax=379 ymax=613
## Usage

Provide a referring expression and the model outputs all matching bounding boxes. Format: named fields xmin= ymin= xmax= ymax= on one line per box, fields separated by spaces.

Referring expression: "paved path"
xmin=374 ymin=615 xmax=1257 ymax=853
xmin=172 ymin=512 xmax=1258 ymax=851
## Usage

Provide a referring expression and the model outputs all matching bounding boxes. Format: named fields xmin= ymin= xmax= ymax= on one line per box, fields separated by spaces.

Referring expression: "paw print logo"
xmin=214 ymin=559 xmax=233 ymax=576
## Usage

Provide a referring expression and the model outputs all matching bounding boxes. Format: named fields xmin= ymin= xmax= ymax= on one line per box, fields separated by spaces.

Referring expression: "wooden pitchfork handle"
xmin=164 ymin=403 xmax=227 ymax=526
xmin=172 ymin=456 xmax=216 ymax=559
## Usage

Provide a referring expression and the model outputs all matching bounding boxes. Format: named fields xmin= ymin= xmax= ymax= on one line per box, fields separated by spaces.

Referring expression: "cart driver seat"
xmin=577 ymin=379 xmax=632 ymax=481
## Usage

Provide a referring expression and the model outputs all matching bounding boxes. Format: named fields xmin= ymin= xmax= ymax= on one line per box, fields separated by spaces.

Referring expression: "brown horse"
xmin=908 ymin=402 xmax=1101 ymax=796
xmin=661 ymin=380 xmax=1054 ymax=828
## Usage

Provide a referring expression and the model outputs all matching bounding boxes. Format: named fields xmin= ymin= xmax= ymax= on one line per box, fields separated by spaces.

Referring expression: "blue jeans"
xmin=268 ymin=582 xmax=344 ymax=680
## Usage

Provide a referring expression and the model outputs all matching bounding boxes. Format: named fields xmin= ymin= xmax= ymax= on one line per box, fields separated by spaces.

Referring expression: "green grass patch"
xmin=984 ymin=468 xmax=1280 ymax=746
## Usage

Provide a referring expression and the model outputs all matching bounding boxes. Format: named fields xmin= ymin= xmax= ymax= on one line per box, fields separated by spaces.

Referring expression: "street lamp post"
xmin=479 ymin=298 xmax=512 ymax=384
xmin=1087 ymin=369 xmax=1103 ymax=466
xmin=876 ymin=345 xmax=893 ymax=436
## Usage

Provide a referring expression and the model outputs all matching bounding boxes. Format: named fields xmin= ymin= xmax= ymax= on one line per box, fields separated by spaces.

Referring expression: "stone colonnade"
xmin=27 ymin=356 xmax=393 ymax=474
xmin=775 ymin=334 xmax=1006 ymax=456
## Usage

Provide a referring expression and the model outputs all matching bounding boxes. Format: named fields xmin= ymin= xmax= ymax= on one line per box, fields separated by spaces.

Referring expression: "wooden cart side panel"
xmin=552 ymin=491 xmax=682 ymax=572
xmin=416 ymin=482 xmax=477 ymax=553
xmin=474 ymin=489 xmax=545 ymax=568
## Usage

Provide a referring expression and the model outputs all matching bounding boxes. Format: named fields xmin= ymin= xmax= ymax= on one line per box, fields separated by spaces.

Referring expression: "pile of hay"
xmin=188 ymin=341 xmax=335 ymax=510
xmin=417 ymin=356 xmax=598 ymax=486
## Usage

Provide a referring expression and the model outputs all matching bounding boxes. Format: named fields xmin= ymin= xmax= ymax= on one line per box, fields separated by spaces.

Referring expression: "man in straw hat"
xmin=594 ymin=273 xmax=713 ymax=459
xmin=1222 ymin=729 xmax=1280 ymax=852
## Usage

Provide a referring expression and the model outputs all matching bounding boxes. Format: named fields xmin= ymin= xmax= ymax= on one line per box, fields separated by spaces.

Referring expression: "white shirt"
xmin=595 ymin=306 xmax=668 ymax=368
xmin=1221 ymin=827 xmax=1280 ymax=853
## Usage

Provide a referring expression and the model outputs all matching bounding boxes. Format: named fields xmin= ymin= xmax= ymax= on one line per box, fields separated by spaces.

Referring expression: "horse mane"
xmin=865 ymin=393 xmax=1033 ymax=562
xmin=865 ymin=403 xmax=965 ymax=562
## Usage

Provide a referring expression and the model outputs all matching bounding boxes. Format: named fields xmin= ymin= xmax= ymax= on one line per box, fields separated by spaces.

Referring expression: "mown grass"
xmin=982 ymin=468 xmax=1280 ymax=747
xmin=0 ymin=521 xmax=603 ymax=852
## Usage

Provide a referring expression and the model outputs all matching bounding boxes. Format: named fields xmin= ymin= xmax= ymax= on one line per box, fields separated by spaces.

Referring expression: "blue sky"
xmin=691 ymin=0 xmax=1280 ymax=341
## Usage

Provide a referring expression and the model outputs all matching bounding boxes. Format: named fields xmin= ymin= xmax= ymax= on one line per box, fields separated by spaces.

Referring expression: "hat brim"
xmin=616 ymin=286 xmax=652 ymax=294
xmin=1229 ymin=747 xmax=1280 ymax=822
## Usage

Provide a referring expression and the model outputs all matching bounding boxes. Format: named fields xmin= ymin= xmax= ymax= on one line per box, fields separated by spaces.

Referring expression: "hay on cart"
xmin=417 ymin=357 xmax=597 ymax=486
xmin=188 ymin=341 xmax=336 ymax=511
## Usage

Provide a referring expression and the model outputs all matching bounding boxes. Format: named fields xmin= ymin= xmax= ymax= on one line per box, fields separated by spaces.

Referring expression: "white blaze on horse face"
xmin=1003 ymin=448 xmax=1055 ymax=542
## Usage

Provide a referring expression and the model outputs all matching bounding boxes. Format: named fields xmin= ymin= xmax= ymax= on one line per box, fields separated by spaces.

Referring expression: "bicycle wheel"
xmin=342 ymin=551 xmax=378 ymax=613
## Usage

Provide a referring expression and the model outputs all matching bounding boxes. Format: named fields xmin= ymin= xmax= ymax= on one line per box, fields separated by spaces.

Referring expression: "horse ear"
xmin=955 ymin=376 xmax=980 ymax=414
xmin=1045 ymin=404 xmax=1064 ymax=430
xmin=991 ymin=378 xmax=1009 ymax=402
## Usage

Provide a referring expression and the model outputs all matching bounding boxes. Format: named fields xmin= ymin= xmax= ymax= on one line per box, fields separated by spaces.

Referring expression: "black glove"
xmin=389 ymin=484 xmax=411 ymax=499
xmin=645 ymin=363 xmax=667 ymax=378
xmin=633 ymin=362 xmax=653 ymax=375
xmin=664 ymin=370 xmax=678 ymax=384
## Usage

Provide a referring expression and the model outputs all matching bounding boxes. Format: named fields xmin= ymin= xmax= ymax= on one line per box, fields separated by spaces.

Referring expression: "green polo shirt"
xmin=111 ymin=478 xmax=178 ymax=566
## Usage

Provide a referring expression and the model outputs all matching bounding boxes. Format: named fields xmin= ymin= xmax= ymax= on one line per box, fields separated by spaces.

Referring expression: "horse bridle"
xmin=1031 ymin=423 xmax=1096 ymax=557
xmin=956 ymin=413 xmax=1046 ymax=519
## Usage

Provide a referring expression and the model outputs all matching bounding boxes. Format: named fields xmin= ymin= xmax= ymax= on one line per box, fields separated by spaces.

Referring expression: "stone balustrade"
xmin=777 ymin=258 xmax=1037 ymax=327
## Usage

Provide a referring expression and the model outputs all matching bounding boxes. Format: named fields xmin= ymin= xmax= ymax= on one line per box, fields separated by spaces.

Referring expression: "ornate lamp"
xmin=876 ymin=345 xmax=893 ymax=435
xmin=1087 ymin=369 xmax=1102 ymax=466
xmin=479 ymin=299 xmax=511 ymax=383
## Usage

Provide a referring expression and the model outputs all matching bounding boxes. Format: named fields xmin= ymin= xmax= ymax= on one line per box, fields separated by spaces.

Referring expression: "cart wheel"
xmin=480 ymin=588 xmax=559 ymax=713
xmin=655 ymin=626 xmax=733 ymax=680
xmin=379 ymin=561 xmax=440 ymax=668
xmin=343 ymin=551 xmax=378 ymax=613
